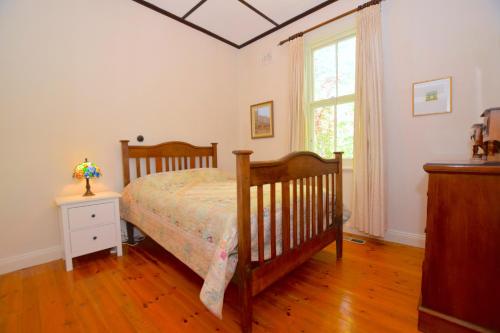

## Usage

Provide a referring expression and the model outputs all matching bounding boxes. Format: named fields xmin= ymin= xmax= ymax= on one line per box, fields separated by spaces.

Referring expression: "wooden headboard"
xmin=120 ymin=140 xmax=218 ymax=186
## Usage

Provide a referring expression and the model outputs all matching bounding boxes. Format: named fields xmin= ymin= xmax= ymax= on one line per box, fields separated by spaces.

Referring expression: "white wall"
xmin=0 ymin=0 xmax=238 ymax=273
xmin=382 ymin=0 xmax=500 ymax=240
xmin=235 ymin=0 xmax=500 ymax=246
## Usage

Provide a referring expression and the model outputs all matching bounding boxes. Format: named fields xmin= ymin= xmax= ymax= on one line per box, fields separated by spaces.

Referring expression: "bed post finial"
xmin=121 ymin=140 xmax=131 ymax=187
xmin=233 ymin=150 xmax=253 ymax=332
xmin=334 ymin=151 xmax=343 ymax=260
xmin=211 ymin=143 xmax=218 ymax=168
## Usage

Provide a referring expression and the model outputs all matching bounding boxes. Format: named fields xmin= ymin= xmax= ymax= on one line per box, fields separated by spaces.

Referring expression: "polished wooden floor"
xmin=0 ymin=236 xmax=424 ymax=332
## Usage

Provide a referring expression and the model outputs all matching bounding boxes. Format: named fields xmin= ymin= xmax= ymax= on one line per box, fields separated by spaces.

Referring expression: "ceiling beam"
xmin=239 ymin=0 xmax=339 ymax=48
xmin=130 ymin=0 xmax=239 ymax=48
xmin=183 ymin=0 xmax=207 ymax=19
xmin=130 ymin=0 xmax=339 ymax=49
xmin=238 ymin=0 xmax=278 ymax=26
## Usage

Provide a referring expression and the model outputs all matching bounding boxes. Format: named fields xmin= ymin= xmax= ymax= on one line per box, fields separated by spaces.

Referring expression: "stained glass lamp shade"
xmin=73 ymin=158 xmax=102 ymax=196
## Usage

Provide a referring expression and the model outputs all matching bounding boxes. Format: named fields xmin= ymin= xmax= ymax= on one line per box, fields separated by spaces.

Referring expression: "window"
xmin=306 ymin=32 xmax=356 ymax=161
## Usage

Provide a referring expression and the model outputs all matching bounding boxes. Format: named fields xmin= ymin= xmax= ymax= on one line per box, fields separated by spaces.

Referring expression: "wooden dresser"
xmin=419 ymin=162 xmax=500 ymax=333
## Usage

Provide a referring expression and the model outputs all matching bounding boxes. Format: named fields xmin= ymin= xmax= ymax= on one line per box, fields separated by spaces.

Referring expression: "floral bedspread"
xmin=120 ymin=168 xmax=350 ymax=318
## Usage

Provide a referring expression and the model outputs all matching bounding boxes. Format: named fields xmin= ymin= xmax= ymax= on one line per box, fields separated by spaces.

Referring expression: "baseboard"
xmin=384 ymin=229 xmax=425 ymax=248
xmin=0 ymin=246 xmax=62 ymax=275
xmin=344 ymin=226 xmax=425 ymax=248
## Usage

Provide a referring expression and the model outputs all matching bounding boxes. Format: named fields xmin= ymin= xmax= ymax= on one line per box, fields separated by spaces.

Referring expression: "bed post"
xmin=120 ymin=140 xmax=131 ymax=186
xmin=211 ymin=143 xmax=218 ymax=168
xmin=120 ymin=140 xmax=136 ymax=245
xmin=233 ymin=150 xmax=253 ymax=333
xmin=334 ymin=152 xmax=343 ymax=260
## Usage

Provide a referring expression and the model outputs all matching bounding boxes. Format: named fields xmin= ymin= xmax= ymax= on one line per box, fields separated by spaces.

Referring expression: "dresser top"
xmin=424 ymin=161 xmax=500 ymax=174
xmin=55 ymin=191 xmax=121 ymax=206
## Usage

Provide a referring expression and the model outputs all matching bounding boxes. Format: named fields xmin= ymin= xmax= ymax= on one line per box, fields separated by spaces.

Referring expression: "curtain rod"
xmin=278 ymin=0 xmax=383 ymax=46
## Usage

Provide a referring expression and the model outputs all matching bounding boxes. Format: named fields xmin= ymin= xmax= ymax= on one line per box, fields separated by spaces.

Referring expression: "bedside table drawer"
xmin=70 ymin=224 xmax=116 ymax=257
xmin=68 ymin=202 xmax=115 ymax=230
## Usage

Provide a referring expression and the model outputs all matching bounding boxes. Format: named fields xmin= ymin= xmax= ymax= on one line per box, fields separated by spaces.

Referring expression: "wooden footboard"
xmin=233 ymin=150 xmax=343 ymax=333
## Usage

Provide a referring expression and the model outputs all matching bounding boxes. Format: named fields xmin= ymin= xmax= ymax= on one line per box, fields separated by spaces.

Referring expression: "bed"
xmin=120 ymin=140 xmax=345 ymax=333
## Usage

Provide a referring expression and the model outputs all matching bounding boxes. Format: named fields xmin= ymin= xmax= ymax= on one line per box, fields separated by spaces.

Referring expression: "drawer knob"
xmin=91 ymin=214 xmax=96 ymax=218
xmin=93 ymin=236 xmax=97 ymax=240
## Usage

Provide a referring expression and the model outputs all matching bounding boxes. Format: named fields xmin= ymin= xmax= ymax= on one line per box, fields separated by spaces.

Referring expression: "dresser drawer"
xmin=68 ymin=202 xmax=115 ymax=230
xmin=70 ymin=224 xmax=117 ymax=257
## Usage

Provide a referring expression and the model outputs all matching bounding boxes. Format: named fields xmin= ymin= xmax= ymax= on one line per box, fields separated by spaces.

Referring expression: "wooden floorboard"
xmin=0 ymin=235 xmax=424 ymax=332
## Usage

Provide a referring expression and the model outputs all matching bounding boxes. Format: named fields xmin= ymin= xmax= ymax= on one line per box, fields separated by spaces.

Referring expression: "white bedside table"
xmin=55 ymin=191 xmax=123 ymax=271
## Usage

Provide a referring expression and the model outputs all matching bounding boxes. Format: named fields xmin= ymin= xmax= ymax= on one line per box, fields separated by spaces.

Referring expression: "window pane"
xmin=336 ymin=102 xmax=354 ymax=158
xmin=313 ymin=105 xmax=336 ymax=158
xmin=313 ymin=45 xmax=336 ymax=101
xmin=338 ymin=36 xmax=356 ymax=97
xmin=309 ymin=34 xmax=356 ymax=161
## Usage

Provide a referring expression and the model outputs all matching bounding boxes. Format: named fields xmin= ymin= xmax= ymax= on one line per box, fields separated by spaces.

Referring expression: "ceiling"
xmin=131 ymin=0 xmax=338 ymax=48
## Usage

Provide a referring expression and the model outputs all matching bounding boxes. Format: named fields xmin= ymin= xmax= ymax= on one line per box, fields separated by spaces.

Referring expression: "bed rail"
xmin=233 ymin=150 xmax=343 ymax=332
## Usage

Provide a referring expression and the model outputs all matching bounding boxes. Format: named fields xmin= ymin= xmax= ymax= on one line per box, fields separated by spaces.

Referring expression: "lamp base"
xmin=83 ymin=178 xmax=95 ymax=197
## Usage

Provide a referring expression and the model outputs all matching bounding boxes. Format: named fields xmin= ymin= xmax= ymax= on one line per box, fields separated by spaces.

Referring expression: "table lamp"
xmin=73 ymin=158 xmax=101 ymax=196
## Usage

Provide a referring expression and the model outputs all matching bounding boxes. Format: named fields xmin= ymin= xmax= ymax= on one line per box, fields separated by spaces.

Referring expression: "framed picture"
xmin=250 ymin=101 xmax=274 ymax=139
xmin=412 ymin=77 xmax=452 ymax=116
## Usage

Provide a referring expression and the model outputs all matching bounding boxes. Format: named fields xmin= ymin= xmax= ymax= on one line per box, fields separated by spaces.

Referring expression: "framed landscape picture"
xmin=250 ymin=101 xmax=274 ymax=139
xmin=412 ymin=77 xmax=452 ymax=116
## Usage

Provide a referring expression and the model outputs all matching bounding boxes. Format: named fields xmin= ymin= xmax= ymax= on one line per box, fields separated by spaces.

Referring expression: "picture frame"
xmin=250 ymin=101 xmax=274 ymax=139
xmin=412 ymin=77 xmax=452 ymax=117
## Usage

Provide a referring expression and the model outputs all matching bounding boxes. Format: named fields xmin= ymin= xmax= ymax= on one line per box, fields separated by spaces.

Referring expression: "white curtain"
xmin=289 ymin=36 xmax=307 ymax=152
xmin=352 ymin=4 xmax=385 ymax=236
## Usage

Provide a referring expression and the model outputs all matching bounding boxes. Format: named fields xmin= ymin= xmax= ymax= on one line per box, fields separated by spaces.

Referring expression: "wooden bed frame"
xmin=120 ymin=140 xmax=343 ymax=333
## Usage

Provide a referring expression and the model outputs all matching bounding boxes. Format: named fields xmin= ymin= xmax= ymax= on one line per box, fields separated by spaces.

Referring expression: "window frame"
xmin=305 ymin=29 xmax=356 ymax=168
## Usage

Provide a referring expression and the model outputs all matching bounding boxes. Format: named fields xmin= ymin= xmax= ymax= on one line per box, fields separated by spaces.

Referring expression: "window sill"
xmin=342 ymin=158 xmax=353 ymax=171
